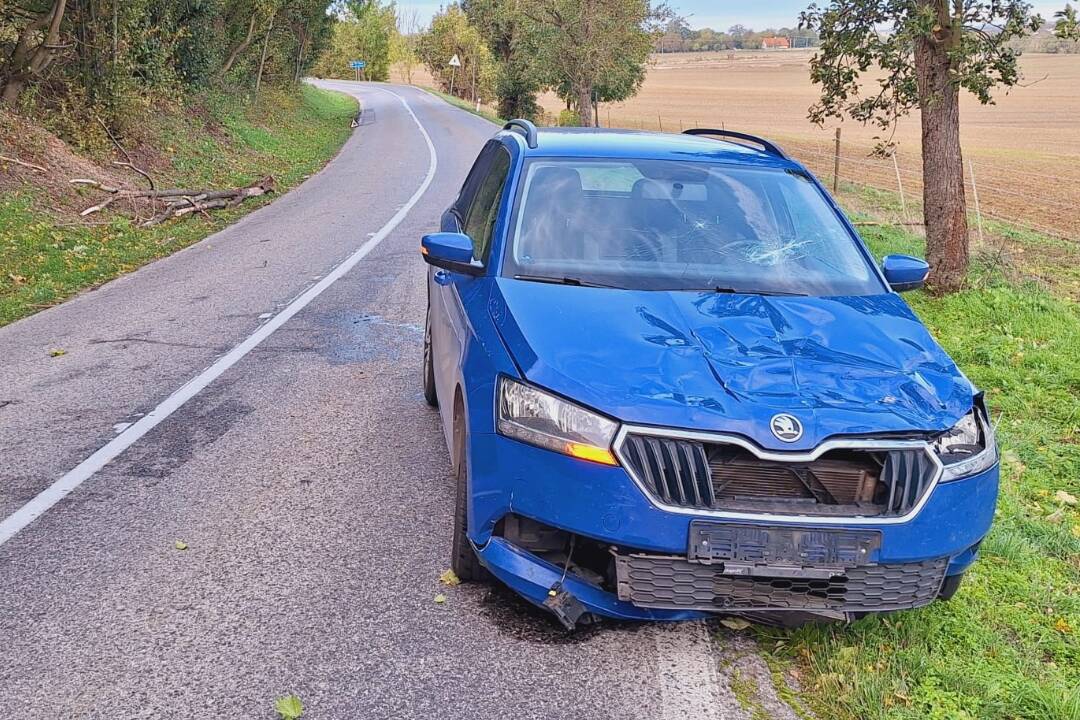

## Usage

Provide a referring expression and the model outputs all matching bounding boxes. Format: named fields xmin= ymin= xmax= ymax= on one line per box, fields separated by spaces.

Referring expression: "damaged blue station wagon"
xmin=421 ymin=120 xmax=998 ymax=629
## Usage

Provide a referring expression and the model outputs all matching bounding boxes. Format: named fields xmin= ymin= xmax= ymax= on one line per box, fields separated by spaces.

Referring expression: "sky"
xmin=396 ymin=1 xmax=1069 ymax=31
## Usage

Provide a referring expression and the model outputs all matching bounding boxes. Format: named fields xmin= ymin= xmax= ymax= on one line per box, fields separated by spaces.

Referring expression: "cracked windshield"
xmin=507 ymin=158 xmax=882 ymax=295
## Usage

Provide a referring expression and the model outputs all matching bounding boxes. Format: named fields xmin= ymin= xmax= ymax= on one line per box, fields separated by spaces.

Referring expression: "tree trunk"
xmin=218 ymin=13 xmax=257 ymax=81
xmin=577 ymin=83 xmax=593 ymax=127
xmin=293 ymin=30 xmax=307 ymax=84
xmin=255 ymin=15 xmax=274 ymax=92
xmin=914 ymin=1 xmax=968 ymax=294
xmin=0 ymin=0 xmax=67 ymax=105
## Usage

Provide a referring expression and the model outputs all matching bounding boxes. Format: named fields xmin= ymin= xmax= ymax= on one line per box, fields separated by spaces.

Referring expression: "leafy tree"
xmin=518 ymin=0 xmax=666 ymax=126
xmin=800 ymin=1 xmax=1044 ymax=294
xmin=1057 ymin=3 xmax=1080 ymax=39
xmin=312 ymin=1 xmax=397 ymax=81
xmin=416 ymin=5 xmax=496 ymax=103
xmin=727 ymin=24 xmax=749 ymax=48
xmin=462 ymin=0 xmax=542 ymax=120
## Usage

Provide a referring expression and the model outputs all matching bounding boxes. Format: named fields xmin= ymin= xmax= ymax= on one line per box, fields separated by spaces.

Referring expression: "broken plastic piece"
xmin=543 ymin=584 xmax=589 ymax=631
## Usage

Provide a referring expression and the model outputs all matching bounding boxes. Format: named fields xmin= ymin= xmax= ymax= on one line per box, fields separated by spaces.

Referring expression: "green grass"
xmin=837 ymin=181 xmax=1080 ymax=298
xmin=0 ymin=84 xmax=356 ymax=326
xmin=760 ymin=222 xmax=1080 ymax=720
xmin=419 ymin=86 xmax=505 ymax=125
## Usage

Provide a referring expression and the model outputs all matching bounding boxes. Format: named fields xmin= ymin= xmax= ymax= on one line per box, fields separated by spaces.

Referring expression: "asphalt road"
xmin=0 ymin=82 xmax=802 ymax=720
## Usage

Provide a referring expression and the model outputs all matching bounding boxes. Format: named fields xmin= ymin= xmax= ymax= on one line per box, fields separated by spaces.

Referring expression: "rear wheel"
xmin=451 ymin=406 xmax=487 ymax=581
xmin=422 ymin=307 xmax=438 ymax=408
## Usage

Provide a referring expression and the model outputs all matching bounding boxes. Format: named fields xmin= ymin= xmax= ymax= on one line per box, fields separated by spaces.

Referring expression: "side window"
xmin=463 ymin=147 xmax=511 ymax=262
xmin=454 ymin=141 xmax=499 ymax=224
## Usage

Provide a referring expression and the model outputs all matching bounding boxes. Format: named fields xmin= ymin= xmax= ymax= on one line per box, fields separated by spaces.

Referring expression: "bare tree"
xmin=396 ymin=7 xmax=422 ymax=84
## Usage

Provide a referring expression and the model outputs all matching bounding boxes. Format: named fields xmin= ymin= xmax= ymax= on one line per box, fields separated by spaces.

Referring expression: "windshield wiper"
xmin=514 ymin=274 xmax=622 ymax=289
xmin=698 ymin=286 xmax=809 ymax=297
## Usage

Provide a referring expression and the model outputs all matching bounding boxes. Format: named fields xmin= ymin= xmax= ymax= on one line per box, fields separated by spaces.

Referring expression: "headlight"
xmin=497 ymin=377 xmax=619 ymax=465
xmin=933 ymin=405 xmax=997 ymax=482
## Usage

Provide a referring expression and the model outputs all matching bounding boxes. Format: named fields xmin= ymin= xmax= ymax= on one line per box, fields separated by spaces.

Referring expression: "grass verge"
xmin=418 ymin=86 xmax=505 ymax=125
xmin=0 ymin=84 xmax=356 ymax=326
xmin=837 ymin=181 xmax=1080 ymax=300
xmin=759 ymin=221 xmax=1080 ymax=720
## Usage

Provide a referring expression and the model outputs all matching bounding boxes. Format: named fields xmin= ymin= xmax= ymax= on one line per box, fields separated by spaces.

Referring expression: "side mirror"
xmin=421 ymin=232 xmax=482 ymax=276
xmin=882 ymin=254 xmax=930 ymax=292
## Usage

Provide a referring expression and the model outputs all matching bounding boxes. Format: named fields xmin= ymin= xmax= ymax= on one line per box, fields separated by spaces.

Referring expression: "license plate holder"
xmin=688 ymin=521 xmax=881 ymax=569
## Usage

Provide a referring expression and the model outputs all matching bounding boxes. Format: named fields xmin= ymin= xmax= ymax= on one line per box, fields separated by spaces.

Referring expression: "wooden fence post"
xmin=969 ymin=159 xmax=985 ymax=246
xmin=892 ymin=153 xmax=908 ymax=223
xmin=832 ymin=127 xmax=841 ymax=195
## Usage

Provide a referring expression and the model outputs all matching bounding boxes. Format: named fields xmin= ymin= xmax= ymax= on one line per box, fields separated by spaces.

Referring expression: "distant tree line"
xmin=1 ymin=0 xmax=334 ymax=135
xmin=654 ymin=19 xmax=820 ymax=52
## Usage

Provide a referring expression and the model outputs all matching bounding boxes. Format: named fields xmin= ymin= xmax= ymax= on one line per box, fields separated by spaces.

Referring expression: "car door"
xmin=431 ymin=142 xmax=512 ymax=433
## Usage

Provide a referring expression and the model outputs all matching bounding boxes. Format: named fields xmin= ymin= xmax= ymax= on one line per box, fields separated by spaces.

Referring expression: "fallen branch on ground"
xmin=1 ymin=154 xmax=47 ymax=172
xmin=97 ymin=116 xmax=156 ymax=190
xmin=71 ymin=175 xmax=276 ymax=226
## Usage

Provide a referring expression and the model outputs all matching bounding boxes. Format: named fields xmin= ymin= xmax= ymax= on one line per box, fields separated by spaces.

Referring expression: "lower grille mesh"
xmin=615 ymin=554 xmax=948 ymax=612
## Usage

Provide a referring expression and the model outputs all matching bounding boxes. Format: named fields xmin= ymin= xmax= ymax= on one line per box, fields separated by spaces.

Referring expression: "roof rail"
xmin=503 ymin=119 xmax=538 ymax=149
xmin=682 ymin=128 xmax=788 ymax=159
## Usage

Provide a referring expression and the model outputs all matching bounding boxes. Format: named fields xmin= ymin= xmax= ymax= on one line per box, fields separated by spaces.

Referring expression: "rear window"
xmin=503 ymin=158 xmax=883 ymax=296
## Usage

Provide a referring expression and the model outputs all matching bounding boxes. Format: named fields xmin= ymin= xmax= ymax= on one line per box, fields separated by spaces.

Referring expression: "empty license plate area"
xmin=688 ymin=521 xmax=882 ymax=578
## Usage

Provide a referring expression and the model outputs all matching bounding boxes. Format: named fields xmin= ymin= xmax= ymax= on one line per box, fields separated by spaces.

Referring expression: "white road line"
xmin=650 ymin=621 xmax=728 ymax=720
xmin=0 ymin=86 xmax=438 ymax=547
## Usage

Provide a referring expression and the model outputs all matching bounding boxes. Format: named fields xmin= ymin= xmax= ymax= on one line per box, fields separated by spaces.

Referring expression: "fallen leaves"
xmin=433 ymin=593 xmax=447 ymax=605
xmin=274 ymin=694 xmax=303 ymax=720
xmin=1053 ymin=490 xmax=1077 ymax=506
xmin=48 ymin=349 xmax=66 ymax=357
xmin=720 ymin=617 xmax=751 ymax=631
xmin=174 ymin=540 xmax=188 ymax=551
xmin=439 ymin=569 xmax=461 ymax=587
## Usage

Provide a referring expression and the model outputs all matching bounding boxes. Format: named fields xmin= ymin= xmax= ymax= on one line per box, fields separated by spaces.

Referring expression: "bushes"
xmin=0 ymin=0 xmax=333 ymax=144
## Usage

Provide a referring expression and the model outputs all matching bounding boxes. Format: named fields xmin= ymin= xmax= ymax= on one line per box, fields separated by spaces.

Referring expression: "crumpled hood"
xmin=490 ymin=279 xmax=973 ymax=451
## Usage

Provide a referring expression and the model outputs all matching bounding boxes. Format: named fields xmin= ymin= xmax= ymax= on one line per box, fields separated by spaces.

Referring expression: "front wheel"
xmin=451 ymin=410 xmax=487 ymax=581
xmin=422 ymin=313 xmax=438 ymax=408
xmin=938 ymin=572 xmax=965 ymax=601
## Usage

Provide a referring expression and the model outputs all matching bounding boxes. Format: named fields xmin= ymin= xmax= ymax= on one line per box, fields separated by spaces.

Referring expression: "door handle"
xmin=434 ymin=270 xmax=453 ymax=286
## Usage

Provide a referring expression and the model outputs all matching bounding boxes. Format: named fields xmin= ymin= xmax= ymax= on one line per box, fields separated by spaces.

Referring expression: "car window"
xmin=463 ymin=147 xmax=511 ymax=262
xmin=504 ymin=158 xmax=883 ymax=296
xmin=454 ymin=141 xmax=499 ymax=224
xmin=576 ymin=164 xmax=643 ymax=193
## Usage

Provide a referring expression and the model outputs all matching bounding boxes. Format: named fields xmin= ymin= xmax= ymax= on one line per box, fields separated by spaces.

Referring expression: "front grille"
xmin=620 ymin=433 xmax=938 ymax=518
xmin=621 ymin=435 xmax=716 ymax=508
xmin=615 ymin=554 xmax=948 ymax=612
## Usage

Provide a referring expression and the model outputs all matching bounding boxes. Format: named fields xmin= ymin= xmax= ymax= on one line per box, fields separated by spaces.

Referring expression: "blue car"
xmin=421 ymin=120 xmax=998 ymax=629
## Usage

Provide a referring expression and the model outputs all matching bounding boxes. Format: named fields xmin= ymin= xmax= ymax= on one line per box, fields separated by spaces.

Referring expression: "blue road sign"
xmin=350 ymin=60 xmax=367 ymax=69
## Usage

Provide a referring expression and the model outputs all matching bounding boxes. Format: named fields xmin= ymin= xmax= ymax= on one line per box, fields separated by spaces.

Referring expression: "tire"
xmin=451 ymin=407 xmax=487 ymax=582
xmin=422 ymin=308 xmax=438 ymax=408
xmin=938 ymin=572 xmax=964 ymax=601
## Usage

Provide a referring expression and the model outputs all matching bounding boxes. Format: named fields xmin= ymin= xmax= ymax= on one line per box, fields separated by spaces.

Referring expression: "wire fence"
xmin=603 ymin=113 xmax=1080 ymax=243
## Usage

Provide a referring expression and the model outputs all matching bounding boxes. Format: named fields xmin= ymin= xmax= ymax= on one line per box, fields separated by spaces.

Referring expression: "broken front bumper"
xmin=469 ymin=433 xmax=999 ymax=622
